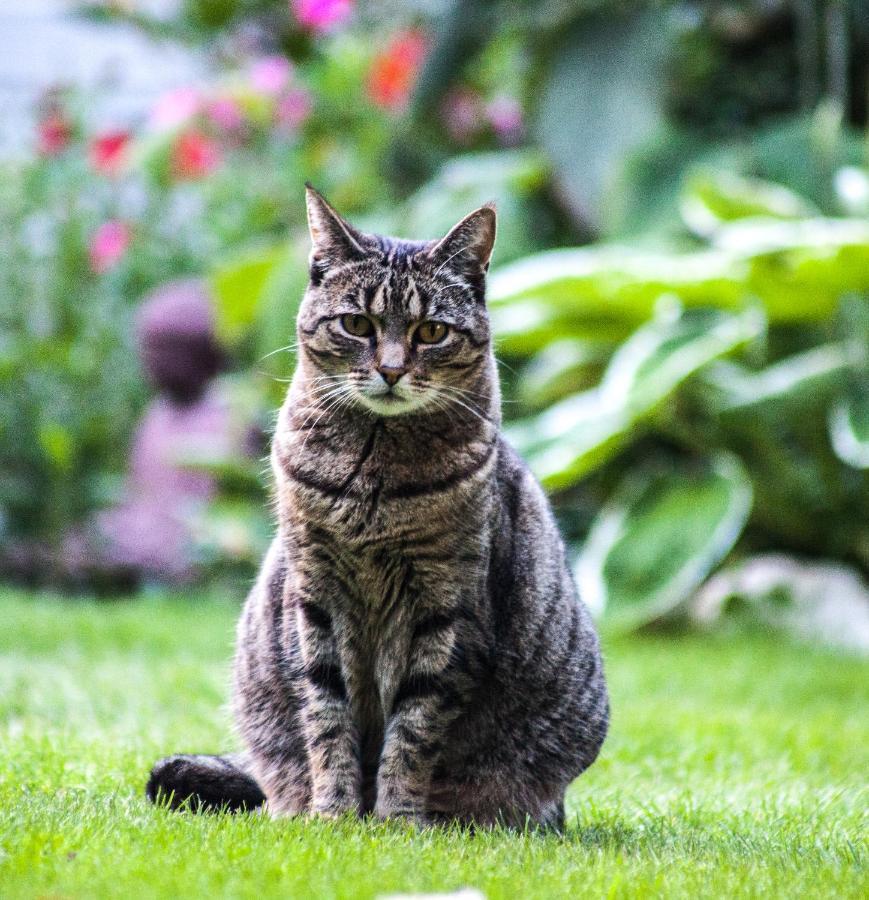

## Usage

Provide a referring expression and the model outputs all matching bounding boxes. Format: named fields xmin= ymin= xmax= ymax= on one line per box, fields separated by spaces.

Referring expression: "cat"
xmin=146 ymin=186 xmax=609 ymax=828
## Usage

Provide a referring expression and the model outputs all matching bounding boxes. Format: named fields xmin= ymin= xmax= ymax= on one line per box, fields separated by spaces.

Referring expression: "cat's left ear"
xmin=426 ymin=204 xmax=497 ymax=276
xmin=305 ymin=184 xmax=366 ymax=276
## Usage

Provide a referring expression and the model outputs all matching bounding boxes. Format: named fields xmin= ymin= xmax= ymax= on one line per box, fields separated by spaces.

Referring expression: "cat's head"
xmin=296 ymin=185 xmax=496 ymax=418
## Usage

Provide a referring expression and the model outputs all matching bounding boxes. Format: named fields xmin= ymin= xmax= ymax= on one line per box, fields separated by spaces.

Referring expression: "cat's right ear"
xmin=305 ymin=184 xmax=365 ymax=282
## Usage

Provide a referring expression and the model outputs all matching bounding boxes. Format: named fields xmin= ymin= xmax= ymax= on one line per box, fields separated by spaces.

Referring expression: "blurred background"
xmin=1 ymin=0 xmax=867 ymax=648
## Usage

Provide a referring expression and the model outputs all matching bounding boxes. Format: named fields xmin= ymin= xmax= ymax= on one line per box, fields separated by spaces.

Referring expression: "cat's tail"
xmin=146 ymin=753 xmax=266 ymax=812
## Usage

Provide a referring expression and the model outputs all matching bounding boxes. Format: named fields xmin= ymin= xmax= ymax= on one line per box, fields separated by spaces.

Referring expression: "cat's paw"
xmin=310 ymin=793 xmax=360 ymax=820
xmin=374 ymin=801 xmax=432 ymax=827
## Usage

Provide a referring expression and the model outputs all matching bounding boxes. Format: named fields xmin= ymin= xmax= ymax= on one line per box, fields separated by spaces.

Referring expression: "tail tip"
xmin=145 ymin=754 xmax=266 ymax=813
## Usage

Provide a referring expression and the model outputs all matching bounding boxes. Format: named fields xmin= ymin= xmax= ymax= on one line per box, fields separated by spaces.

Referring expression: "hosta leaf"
xmin=491 ymin=298 xmax=632 ymax=356
xmin=599 ymin=306 xmax=764 ymax=412
xmin=719 ymin=218 xmax=869 ymax=323
xmin=576 ymin=454 xmax=753 ymax=631
xmin=518 ymin=338 xmax=611 ymax=408
xmin=534 ymin=8 xmax=670 ymax=232
xmin=489 ymin=216 xmax=869 ymax=337
xmin=489 ymin=246 xmax=747 ymax=330
xmin=680 ymin=171 xmax=817 ymax=238
xmin=829 ymin=392 xmax=869 ymax=469
xmin=697 ymin=343 xmax=856 ymax=420
xmin=509 ymin=307 xmax=763 ymax=489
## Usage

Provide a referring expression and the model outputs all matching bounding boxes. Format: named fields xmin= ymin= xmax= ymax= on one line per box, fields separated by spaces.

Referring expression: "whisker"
xmin=296 ymin=383 xmax=353 ymax=429
xmin=434 ymin=383 xmax=490 ymax=402
xmin=494 ymin=353 xmax=520 ymax=377
xmin=437 ymin=382 xmax=519 ymax=407
xmin=259 ymin=341 xmax=299 ymax=362
xmin=297 ymin=386 xmax=356 ymax=454
xmin=430 ymin=387 xmax=493 ymax=427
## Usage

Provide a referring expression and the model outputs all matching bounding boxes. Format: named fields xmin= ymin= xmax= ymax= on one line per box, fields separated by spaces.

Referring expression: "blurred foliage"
xmin=1 ymin=0 xmax=867 ymax=623
xmin=404 ymin=0 xmax=868 ymax=234
xmin=496 ymin=173 xmax=869 ymax=629
xmin=576 ymin=453 xmax=753 ymax=628
xmin=0 ymin=159 xmax=145 ymax=547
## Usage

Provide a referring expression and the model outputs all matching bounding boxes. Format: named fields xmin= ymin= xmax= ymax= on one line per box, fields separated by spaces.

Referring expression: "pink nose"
xmin=377 ymin=365 xmax=406 ymax=387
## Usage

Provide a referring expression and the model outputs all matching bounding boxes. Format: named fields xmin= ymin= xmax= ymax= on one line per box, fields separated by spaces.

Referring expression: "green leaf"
xmin=509 ymin=306 xmax=763 ymax=489
xmin=254 ymin=236 xmax=311 ymax=377
xmin=38 ymin=423 xmax=73 ymax=472
xmin=534 ymin=9 xmax=671 ymax=232
xmin=697 ymin=342 xmax=856 ymax=420
xmin=602 ymin=305 xmax=765 ymax=412
xmin=576 ymin=454 xmax=753 ymax=631
xmin=680 ymin=171 xmax=817 ymax=238
xmin=174 ymin=451 xmax=266 ymax=497
xmin=489 ymin=245 xmax=748 ymax=351
xmin=518 ymin=338 xmax=612 ymax=408
xmin=489 ymin=217 xmax=869 ymax=338
xmin=210 ymin=244 xmax=288 ymax=346
xmin=719 ymin=218 xmax=869 ymax=323
xmin=829 ymin=392 xmax=869 ymax=469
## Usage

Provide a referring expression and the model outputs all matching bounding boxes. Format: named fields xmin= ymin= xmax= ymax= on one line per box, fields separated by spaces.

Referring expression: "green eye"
xmin=340 ymin=314 xmax=374 ymax=338
xmin=416 ymin=321 xmax=448 ymax=344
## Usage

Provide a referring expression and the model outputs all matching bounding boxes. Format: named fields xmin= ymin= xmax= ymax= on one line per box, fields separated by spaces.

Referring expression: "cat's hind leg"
xmin=146 ymin=752 xmax=265 ymax=812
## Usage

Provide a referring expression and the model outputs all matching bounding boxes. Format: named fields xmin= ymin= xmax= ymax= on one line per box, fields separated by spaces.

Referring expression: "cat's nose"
xmin=377 ymin=365 xmax=406 ymax=387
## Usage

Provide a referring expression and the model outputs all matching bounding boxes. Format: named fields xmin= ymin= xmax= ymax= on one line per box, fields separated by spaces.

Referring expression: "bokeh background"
xmin=1 ymin=0 xmax=868 ymax=647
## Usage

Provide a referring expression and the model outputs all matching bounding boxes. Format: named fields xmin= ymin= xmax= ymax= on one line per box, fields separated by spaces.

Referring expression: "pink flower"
xmin=292 ymin=0 xmax=352 ymax=34
xmin=37 ymin=113 xmax=72 ymax=156
xmin=275 ymin=87 xmax=312 ymax=130
xmin=441 ymin=88 xmax=484 ymax=144
xmin=206 ymin=97 xmax=245 ymax=132
xmin=149 ymin=86 xmax=200 ymax=131
xmin=89 ymin=221 xmax=131 ymax=274
xmin=171 ymin=130 xmax=221 ymax=179
xmin=486 ymin=94 xmax=524 ymax=145
xmin=367 ymin=30 xmax=428 ymax=111
xmin=90 ymin=129 xmax=131 ymax=174
xmin=249 ymin=56 xmax=293 ymax=96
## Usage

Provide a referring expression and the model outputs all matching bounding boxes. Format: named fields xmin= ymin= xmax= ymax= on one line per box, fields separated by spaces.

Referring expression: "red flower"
xmin=367 ymin=30 xmax=428 ymax=111
xmin=37 ymin=113 xmax=72 ymax=156
xmin=170 ymin=130 xmax=221 ymax=179
xmin=90 ymin=130 xmax=131 ymax=175
xmin=89 ymin=221 xmax=131 ymax=274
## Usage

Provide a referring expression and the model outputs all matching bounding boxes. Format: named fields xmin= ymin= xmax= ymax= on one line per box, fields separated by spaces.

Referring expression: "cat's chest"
xmin=331 ymin=552 xmax=426 ymax=712
xmin=274 ymin=416 xmax=497 ymax=543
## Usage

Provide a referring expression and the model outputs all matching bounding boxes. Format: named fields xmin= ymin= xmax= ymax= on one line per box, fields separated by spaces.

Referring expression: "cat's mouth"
xmin=357 ymin=382 xmax=427 ymax=417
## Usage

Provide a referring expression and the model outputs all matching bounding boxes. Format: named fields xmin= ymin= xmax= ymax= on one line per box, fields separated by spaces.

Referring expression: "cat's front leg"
xmin=295 ymin=595 xmax=361 ymax=817
xmin=375 ymin=611 xmax=467 ymax=824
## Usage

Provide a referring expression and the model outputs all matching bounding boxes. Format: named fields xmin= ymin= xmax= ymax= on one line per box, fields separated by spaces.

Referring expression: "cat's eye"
xmin=340 ymin=314 xmax=374 ymax=338
xmin=416 ymin=321 xmax=448 ymax=344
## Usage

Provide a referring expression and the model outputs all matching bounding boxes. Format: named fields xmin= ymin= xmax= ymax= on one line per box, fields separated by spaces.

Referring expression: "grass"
xmin=0 ymin=588 xmax=866 ymax=899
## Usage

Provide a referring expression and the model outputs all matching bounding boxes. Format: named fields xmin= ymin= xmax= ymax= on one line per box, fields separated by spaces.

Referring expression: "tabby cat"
xmin=146 ymin=186 xmax=609 ymax=828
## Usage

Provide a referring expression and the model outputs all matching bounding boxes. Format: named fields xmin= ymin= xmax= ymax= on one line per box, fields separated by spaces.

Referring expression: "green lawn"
xmin=0 ymin=589 xmax=865 ymax=899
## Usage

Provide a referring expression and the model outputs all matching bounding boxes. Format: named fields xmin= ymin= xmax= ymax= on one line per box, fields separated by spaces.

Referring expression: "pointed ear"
xmin=305 ymin=184 xmax=365 ymax=276
xmin=426 ymin=204 xmax=497 ymax=276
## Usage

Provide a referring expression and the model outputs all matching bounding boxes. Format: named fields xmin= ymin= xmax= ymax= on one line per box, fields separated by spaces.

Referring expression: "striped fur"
xmin=146 ymin=188 xmax=608 ymax=828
